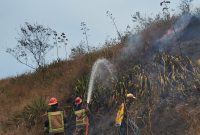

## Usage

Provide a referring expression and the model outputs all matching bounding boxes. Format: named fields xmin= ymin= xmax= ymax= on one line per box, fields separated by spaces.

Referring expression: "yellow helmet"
xmin=126 ymin=93 xmax=136 ymax=99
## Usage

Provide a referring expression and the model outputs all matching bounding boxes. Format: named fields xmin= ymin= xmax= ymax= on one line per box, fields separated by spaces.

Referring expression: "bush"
xmin=11 ymin=97 xmax=48 ymax=129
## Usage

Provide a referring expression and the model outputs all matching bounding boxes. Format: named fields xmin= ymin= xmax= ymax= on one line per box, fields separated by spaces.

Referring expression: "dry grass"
xmin=1 ymin=12 xmax=200 ymax=135
xmin=0 ymin=43 xmax=121 ymax=134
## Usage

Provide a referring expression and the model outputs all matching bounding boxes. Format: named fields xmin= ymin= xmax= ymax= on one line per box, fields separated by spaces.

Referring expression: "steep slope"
xmin=0 ymin=14 xmax=200 ymax=135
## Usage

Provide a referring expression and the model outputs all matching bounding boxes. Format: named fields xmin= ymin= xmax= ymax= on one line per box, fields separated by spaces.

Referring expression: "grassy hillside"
xmin=0 ymin=44 xmax=122 ymax=135
xmin=1 ymin=13 xmax=200 ymax=135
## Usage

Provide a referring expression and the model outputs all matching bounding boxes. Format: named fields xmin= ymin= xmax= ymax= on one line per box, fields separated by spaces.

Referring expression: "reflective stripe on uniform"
xmin=75 ymin=109 xmax=87 ymax=126
xmin=48 ymin=111 xmax=65 ymax=134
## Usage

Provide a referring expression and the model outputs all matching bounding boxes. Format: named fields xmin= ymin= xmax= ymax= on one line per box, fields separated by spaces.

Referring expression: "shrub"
xmin=10 ymin=97 xmax=48 ymax=129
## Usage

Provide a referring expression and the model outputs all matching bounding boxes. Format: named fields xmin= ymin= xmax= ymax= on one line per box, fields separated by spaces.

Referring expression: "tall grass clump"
xmin=73 ymin=75 xmax=89 ymax=100
xmin=9 ymin=96 xmax=48 ymax=129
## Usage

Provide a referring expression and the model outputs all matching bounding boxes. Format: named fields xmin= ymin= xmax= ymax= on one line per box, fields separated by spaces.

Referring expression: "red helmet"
xmin=75 ymin=97 xmax=82 ymax=105
xmin=48 ymin=97 xmax=58 ymax=105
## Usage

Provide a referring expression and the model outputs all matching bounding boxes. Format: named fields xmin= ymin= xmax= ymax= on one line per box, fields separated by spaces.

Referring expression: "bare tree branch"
xmin=6 ymin=22 xmax=54 ymax=70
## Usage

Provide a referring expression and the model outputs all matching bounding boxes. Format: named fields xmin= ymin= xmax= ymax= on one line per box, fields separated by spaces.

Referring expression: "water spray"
xmin=87 ymin=58 xmax=115 ymax=104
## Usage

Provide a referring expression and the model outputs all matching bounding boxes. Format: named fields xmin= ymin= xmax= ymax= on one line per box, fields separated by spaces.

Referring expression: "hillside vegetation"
xmin=1 ymin=5 xmax=200 ymax=135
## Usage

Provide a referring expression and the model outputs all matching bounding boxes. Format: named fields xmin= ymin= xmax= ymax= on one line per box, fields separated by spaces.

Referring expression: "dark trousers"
xmin=119 ymin=120 xmax=127 ymax=135
xmin=117 ymin=118 xmax=140 ymax=135
xmin=73 ymin=125 xmax=86 ymax=135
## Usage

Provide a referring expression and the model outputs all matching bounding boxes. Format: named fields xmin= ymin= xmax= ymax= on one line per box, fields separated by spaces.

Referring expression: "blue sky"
xmin=0 ymin=0 xmax=199 ymax=79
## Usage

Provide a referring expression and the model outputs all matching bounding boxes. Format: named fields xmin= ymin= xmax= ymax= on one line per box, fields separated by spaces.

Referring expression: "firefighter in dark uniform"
xmin=73 ymin=97 xmax=89 ymax=135
xmin=44 ymin=97 xmax=66 ymax=135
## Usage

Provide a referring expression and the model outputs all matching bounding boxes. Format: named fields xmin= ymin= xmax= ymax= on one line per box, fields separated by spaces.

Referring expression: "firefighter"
xmin=73 ymin=97 xmax=89 ymax=135
xmin=115 ymin=93 xmax=136 ymax=135
xmin=44 ymin=97 xmax=66 ymax=135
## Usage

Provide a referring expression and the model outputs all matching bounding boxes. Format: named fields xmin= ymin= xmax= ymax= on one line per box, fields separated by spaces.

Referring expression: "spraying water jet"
xmin=87 ymin=58 xmax=115 ymax=104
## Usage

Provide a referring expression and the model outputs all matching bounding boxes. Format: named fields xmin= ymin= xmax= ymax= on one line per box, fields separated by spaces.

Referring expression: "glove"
xmin=115 ymin=123 xmax=121 ymax=127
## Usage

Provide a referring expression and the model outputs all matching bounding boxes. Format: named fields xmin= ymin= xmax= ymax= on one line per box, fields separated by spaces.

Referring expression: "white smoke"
xmin=118 ymin=34 xmax=144 ymax=62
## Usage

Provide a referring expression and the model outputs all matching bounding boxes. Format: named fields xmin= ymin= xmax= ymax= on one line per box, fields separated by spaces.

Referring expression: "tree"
xmin=106 ymin=11 xmax=122 ymax=41
xmin=160 ymin=0 xmax=171 ymax=19
xmin=6 ymin=22 xmax=54 ymax=69
xmin=179 ymin=0 xmax=193 ymax=15
xmin=160 ymin=0 xmax=183 ymax=56
xmin=52 ymin=31 xmax=68 ymax=60
xmin=80 ymin=22 xmax=90 ymax=52
xmin=193 ymin=7 xmax=200 ymax=16
xmin=70 ymin=41 xmax=87 ymax=58
xmin=131 ymin=11 xmax=153 ymax=32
